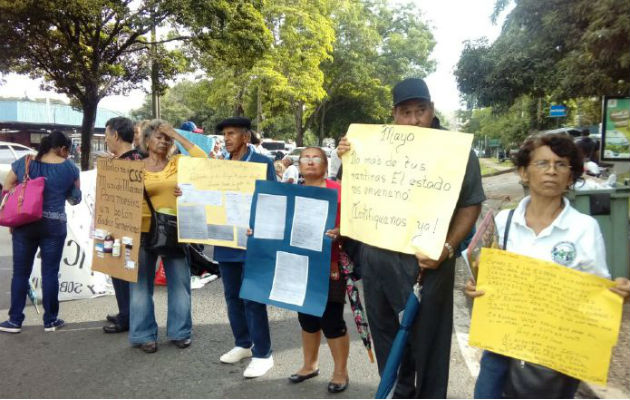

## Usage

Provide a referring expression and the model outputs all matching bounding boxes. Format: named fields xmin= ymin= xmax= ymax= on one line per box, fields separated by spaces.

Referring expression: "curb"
xmin=482 ymin=167 xmax=517 ymax=178
xmin=581 ymin=382 xmax=629 ymax=399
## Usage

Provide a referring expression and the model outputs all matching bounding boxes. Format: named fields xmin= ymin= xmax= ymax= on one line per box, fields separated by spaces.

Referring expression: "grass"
xmin=479 ymin=158 xmax=514 ymax=176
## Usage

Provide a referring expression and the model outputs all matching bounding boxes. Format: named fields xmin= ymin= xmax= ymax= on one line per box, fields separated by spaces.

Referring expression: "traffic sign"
xmin=550 ymin=105 xmax=567 ymax=117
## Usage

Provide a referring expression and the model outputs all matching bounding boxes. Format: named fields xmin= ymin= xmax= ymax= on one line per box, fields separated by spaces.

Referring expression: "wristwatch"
xmin=444 ymin=242 xmax=455 ymax=259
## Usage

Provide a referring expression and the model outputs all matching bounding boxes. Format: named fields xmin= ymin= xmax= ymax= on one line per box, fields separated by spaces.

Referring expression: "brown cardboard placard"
xmin=91 ymin=158 xmax=144 ymax=282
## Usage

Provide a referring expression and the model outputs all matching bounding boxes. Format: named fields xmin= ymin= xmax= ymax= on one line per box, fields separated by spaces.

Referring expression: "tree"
xmin=132 ymin=79 xmax=212 ymax=129
xmin=0 ymin=0 xmax=269 ymax=169
xmin=256 ymin=0 xmax=336 ymax=146
xmin=310 ymin=0 xmax=436 ymax=143
xmin=455 ymin=0 xmax=629 ymax=109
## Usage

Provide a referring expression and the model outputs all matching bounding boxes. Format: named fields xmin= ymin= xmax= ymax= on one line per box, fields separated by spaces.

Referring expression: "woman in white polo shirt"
xmin=465 ymin=132 xmax=630 ymax=398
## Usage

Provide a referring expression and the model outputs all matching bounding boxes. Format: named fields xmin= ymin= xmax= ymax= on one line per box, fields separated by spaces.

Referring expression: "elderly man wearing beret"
xmin=213 ymin=117 xmax=277 ymax=379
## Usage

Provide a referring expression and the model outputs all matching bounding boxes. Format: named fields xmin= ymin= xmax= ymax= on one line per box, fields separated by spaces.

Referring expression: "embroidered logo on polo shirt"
xmin=551 ymin=241 xmax=577 ymax=266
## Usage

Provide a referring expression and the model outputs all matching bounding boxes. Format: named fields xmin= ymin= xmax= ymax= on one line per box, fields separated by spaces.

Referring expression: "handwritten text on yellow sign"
xmin=177 ymin=157 xmax=267 ymax=249
xmin=469 ymin=248 xmax=622 ymax=385
xmin=340 ymin=124 xmax=473 ymax=258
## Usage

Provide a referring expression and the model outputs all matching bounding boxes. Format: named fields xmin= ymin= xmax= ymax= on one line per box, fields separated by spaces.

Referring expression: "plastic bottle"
xmin=112 ymin=239 xmax=121 ymax=257
xmin=103 ymin=234 xmax=114 ymax=253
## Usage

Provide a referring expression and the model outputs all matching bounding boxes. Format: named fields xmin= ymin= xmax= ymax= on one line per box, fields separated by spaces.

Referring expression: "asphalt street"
xmin=0 ymin=224 xmax=477 ymax=398
xmin=0 ymin=171 xmax=627 ymax=398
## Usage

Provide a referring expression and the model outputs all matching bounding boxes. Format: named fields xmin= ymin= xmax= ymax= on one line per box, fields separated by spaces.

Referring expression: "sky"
xmin=0 ymin=0 xmax=510 ymax=116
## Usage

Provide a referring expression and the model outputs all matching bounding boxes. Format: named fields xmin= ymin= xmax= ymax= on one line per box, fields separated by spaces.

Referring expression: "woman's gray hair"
xmin=142 ymin=119 xmax=171 ymax=150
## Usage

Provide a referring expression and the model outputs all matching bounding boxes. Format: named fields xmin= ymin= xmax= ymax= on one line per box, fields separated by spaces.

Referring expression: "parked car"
xmin=287 ymin=147 xmax=305 ymax=165
xmin=0 ymin=141 xmax=38 ymax=191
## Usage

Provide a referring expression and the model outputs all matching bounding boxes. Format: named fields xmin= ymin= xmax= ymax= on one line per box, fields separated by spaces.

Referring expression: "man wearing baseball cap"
xmin=337 ymin=78 xmax=485 ymax=397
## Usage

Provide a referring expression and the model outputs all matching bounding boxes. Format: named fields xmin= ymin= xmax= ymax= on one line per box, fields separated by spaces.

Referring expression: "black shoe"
xmin=289 ymin=369 xmax=319 ymax=383
xmin=106 ymin=314 xmax=118 ymax=324
xmin=172 ymin=338 xmax=192 ymax=349
xmin=327 ymin=379 xmax=348 ymax=393
xmin=139 ymin=342 xmax=157 ymax=353
xmin=103 ymin=323 xmax=129 ymax=334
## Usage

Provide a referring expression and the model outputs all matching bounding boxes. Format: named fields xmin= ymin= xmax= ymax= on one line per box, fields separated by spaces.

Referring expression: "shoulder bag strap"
xmin=503 ymin=209 xmax=515 ymax=250
xmin=143 ymin=188 xmax=156 ymax=215
xmin=24 ymin=155 xmax=32 ymax=182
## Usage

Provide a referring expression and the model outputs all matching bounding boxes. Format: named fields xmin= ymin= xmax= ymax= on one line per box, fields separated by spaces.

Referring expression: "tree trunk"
xmin=234 ymin=88 xmax=245 ymax=116
xmin=256 ymin=86 xmax=262 ymax=131
xmin=318 ymin=101 xmax=327 ymax=145
xmin=80 ymin=99 xmax=98 ymax=171
xmin=295 ymin=101 xmax=304 ymax=147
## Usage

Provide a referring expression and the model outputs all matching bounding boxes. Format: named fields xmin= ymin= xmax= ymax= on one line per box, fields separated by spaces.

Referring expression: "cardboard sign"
xmin=91 ymin=158 xmax=144 ymax=282
xmin=340 ymin=124 xmax=473 ymax=259
xmin=469 ymin=248 xmax=622 ymax=385
xmin=177 ymin=157 xmax=267 ymax=249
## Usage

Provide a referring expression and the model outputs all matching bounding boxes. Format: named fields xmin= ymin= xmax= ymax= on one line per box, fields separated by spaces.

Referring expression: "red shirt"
xmin=326 ymin=179 xmax=341 ymax=262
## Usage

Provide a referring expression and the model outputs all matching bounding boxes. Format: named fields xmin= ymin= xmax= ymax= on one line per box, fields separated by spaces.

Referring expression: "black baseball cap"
xmin=216 ymin=117 xmax=251 ymax=132
xmin=392 ymin=78 xmax=431 ymax=106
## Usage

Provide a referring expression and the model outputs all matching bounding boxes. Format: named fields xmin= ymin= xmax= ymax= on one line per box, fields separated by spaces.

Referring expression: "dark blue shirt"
xmin=213 ymin=146 xmax=276 ymax=263
xmin=12 ymin=156 xmax=80 ymax=216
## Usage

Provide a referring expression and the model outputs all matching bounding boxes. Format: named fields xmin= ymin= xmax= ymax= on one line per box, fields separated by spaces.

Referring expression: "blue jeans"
xmin=474 ymin=351 xmax=510 ymax=398
xmin=219 ymin=262 xmax=271 ymax=358
xmin=129 ymin=243 xmax=192 ymax=345
xmin=111 ymin=277 xmax=129 ymax=327
xmin=9 ymin=218 xmax=67 ymax=325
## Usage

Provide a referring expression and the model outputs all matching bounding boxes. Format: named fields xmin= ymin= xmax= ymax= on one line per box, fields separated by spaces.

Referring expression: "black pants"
xmin=298 ymin=301 xmax=347 ymax=339
xmin=111 ymin=277 xmax=130 ymax=327
xmin=361 ymin=244 xmax=455 ymax=398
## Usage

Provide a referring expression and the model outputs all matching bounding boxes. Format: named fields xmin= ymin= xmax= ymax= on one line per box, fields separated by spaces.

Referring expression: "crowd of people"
xmin=0 ymin=77 xmax=629 ymax=398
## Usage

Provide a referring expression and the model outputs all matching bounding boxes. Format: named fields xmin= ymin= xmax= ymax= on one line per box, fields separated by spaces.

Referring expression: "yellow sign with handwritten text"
xmin=469 ymin=248 xmax=622 ymax=385
xmin=176 ymin=157 xmax=267 ymax=249
xmin=340 ymin=124 xmax=473 ymax=258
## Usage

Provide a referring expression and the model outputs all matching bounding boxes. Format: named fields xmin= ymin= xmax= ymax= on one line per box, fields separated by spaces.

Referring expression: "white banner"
xmin=30 ymin=170 xmax=113 ymax=301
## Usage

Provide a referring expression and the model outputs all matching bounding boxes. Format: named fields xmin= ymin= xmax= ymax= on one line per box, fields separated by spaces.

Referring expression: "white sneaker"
xmin=220 ymin=346 xmax=252 ymax=364
xmin=243 ymin=356 xmax=274 ymax=378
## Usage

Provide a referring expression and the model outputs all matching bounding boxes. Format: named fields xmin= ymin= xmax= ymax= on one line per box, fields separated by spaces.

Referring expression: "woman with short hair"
xmin=130 ymin=119 xmax=207 ymax=353
xmin=288 ymin=146 xmax=350 ymax=393
xmin=466 ymin=132 xmax=630 ymax=398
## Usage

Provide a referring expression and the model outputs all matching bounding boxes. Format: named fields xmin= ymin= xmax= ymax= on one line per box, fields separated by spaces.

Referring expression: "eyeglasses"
xmin=299 ymin=156 xmax=324 ymax=164
xmin=529 ymin=160 xmax=570 ymax=172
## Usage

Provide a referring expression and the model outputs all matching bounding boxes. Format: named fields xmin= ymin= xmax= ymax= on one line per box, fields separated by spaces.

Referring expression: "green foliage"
xmin=460 ymin=96 xmax=533 ymax=148
xmin=131 ymin=79 xmax=215 ymax=129
xmin=310 ymin=0 xmax=436 ymax=143
xmin=0 ymin=0 xmax=268 ymax=169
xmin=455 ymin=0 xmax=629 ymax=108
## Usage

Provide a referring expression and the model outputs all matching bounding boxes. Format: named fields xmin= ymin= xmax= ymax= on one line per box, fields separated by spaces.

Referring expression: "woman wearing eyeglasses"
xmin=287 ymin=147 xmax=350 ymax=393
xmin=465 ymin=133 xmax=629 ymax=398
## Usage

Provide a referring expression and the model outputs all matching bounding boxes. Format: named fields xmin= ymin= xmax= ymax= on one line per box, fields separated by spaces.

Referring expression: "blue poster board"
xmin=175 ymin=129 xmax=215 ymax=155
xmin=240 ymin=180 xmax=338 ymax=317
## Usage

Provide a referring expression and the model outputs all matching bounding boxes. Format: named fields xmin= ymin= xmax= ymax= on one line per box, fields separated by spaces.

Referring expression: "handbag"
xmin=143 ymin=189 xmax=183 ymax=256
xmin=0 ymin=155 xmax=46 ymax=227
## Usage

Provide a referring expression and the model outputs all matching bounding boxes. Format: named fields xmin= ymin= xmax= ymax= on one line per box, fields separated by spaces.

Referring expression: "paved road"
xmin=1 ymin=171 xmax=625 ymax=398
xmin=0 ymin=223 xmax=477 ymax=398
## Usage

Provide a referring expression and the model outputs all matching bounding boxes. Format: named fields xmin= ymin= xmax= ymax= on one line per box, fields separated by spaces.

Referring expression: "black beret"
xmin=216 ymin=117 xmax=252 ymax=132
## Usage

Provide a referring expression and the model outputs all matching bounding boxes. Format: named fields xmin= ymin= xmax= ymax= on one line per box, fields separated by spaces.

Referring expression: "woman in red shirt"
xmin=288 ymin=147 xmax=349 ymax=393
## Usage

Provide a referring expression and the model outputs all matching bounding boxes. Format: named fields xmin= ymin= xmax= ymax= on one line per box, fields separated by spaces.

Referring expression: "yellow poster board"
xmin=91 ymin=158 xmax=144 ymax=283
xmin=469 ymin=248 xmax=623 ymax=385
xmin=340 ymin=124 xmax=473 ymax=258
xmin=176 ymin=157 xmax=267 ymax=249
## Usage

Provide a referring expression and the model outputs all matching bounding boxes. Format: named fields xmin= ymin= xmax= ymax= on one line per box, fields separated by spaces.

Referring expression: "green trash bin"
xmin=568 ymin=186 xmax=630 ymax=279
